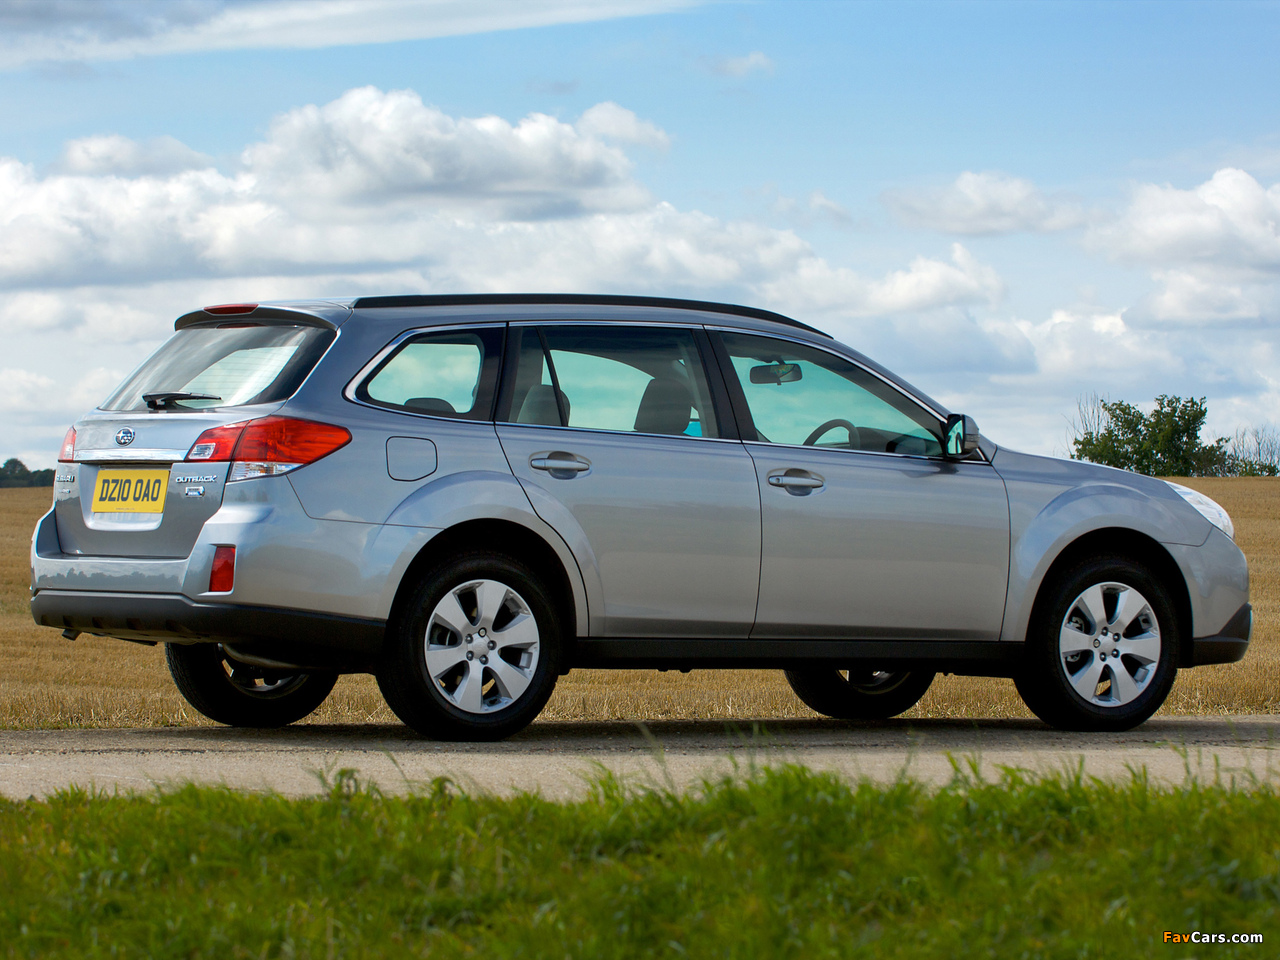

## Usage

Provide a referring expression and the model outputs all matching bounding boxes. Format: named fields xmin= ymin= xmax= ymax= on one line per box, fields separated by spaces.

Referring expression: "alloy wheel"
xmin=1057 ymin=581 xmax=1162 ymax=708
xmin=422 ymin=578 xmax=541 ymax=714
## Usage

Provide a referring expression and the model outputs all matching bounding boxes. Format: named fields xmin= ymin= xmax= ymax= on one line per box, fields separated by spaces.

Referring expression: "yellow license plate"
xmin=91 ymin=469 xmax=169 ymax=514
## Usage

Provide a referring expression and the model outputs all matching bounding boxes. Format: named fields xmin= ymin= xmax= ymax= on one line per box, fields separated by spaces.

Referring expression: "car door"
xmin=713 ymin=330 xmax=1010 ymax=641
xmin=495 ymin=323 xmax=760 ymax=638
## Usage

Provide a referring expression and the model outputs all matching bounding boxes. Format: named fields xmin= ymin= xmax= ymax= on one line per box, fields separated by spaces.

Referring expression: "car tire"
xmin=165 ymin=643 xmax=338 ymax=727
xmin=784 ymin=667 xmax=935 ymax=720
xmin=377 ymin=551 xmax=563 ymax=741
xmin=1015 ymin=556 xmax=1180 ymax=731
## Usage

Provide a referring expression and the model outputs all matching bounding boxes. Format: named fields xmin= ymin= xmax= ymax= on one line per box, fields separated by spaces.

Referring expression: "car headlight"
xmin=1166 ymin=481 xmax=1234 ymax=541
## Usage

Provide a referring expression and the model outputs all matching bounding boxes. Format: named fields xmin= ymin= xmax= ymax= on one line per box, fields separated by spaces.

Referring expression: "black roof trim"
xmin=350 ymin=293 xmax=831 ymax=338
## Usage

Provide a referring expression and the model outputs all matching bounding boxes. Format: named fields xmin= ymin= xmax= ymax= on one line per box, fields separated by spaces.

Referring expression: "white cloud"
xmin=241 ymin=86 xmax=652 ymax=217
xmin=759 ymin=243 xmax=1003 ymax=316
xmin=56 ymin=134 xmax=213 ymax=177
xmin=806 ymin=190 xmax=850 ymax=224
xmin=1091 ymin=168 xmax=1280 ymax=325
xmin=0 ymin=366 xmax=55 ymax=414
xmin=577 ymin=102 xmax=670 ymax=150
xmin=0 ymin=86 xmax=1009 ymax=320
xmin=1098 ymin=167 xmax=1280 ymax=274
xmin=886 ymin=171 xmax=1088 ymax=235
xmin=707 ymin=50 xmax=774 ymax=77
xmin=1144 ymin=270 xmax=1263 ymax=322
xmin=0 ymin=0 xmax=698 ymax=70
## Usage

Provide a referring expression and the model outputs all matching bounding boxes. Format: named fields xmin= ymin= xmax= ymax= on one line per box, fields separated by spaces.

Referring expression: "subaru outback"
xmin=31 ymin=295 xmax=1251 ymax=738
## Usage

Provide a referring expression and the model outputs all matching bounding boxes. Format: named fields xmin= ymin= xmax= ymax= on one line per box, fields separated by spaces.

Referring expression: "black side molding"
xmin=31 ymin=590 xmax=384 ymax=672
xmin=1187 ymin=603 xmax=1252 ymax=667
xmin=572 ymin=638 xmax=1021 ymax=676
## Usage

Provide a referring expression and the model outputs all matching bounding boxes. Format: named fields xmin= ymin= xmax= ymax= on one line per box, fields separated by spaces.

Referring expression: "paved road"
xmin=3 ymin=716 xmax=1279 ymax=799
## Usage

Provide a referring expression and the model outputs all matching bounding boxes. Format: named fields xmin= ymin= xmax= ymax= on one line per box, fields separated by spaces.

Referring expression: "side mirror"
xmin=943 ymin=414 xmax=980 ymax=458
xmin=749 ymin=362 xmax=803 ymax=385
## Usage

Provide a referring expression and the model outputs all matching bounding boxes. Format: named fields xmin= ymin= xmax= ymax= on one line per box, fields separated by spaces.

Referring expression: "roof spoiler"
xmin=174 ymin=302 xmax=349 ymax=330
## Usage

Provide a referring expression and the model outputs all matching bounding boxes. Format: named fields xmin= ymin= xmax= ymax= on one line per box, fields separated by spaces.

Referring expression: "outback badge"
xmin=115 ymin=427 xmax=135 ymax=446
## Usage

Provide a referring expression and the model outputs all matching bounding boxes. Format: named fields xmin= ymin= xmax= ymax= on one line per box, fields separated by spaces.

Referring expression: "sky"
xmin=2 ymin=0 xmax=1279 ymax=468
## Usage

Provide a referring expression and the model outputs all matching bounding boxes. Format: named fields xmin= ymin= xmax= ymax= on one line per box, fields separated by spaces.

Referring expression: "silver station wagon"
xmin=31 ymin=295 xmax=1251 ymax=738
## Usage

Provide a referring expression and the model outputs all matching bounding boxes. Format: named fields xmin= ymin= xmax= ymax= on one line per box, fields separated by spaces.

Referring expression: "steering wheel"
xmin=803 ymin=418 xmax=860 ymax=448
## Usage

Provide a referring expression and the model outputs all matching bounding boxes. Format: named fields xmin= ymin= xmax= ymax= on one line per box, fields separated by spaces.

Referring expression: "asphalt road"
xmin=2 ymin=716 xmax=1279 ymax=799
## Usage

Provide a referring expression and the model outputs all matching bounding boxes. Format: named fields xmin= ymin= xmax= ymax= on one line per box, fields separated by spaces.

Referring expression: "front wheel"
xmin=376 ymin=552 xmax=563 ymax=741
xmin=166 ymin=643 xmax=337 ymax=727
xmin=1014 ymin=557 xmax=1179 ymax=731
xmin=784 ymin=667 xmax=935 ymax=720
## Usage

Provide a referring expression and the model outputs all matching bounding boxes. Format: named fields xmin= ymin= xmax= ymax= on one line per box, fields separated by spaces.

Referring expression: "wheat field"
xmin=2 ymin=478 xmax=1276 ymax=728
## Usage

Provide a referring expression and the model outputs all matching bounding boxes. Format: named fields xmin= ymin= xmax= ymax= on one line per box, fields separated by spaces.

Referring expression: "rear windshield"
xmin=101 ymin=323 xmax=335 ymax=412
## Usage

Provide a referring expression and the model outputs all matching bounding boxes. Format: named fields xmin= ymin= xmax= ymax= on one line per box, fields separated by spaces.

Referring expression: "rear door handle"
xmin=530 ymin=454 xmax=591 ymax=474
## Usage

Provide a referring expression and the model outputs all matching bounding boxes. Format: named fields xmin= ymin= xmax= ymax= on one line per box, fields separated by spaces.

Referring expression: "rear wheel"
xmin=165 ymin=643 xmax=337 ymax=727
xmin=376 ymin=551 xmax=563 ymax=741
xmin=784 ymin=667 xmax=935 ymax=720
xmin=1015 ymin=556 xmax=1179 ymax=731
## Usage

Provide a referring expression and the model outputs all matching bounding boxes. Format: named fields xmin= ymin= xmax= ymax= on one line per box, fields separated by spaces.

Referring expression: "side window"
xmin=357 ymin=327 xmax=503 ymax=419
xmin=504 ymin=325 xmax=718 ymax=439
xmin=720 ymin=332 xmax=942 ymax=456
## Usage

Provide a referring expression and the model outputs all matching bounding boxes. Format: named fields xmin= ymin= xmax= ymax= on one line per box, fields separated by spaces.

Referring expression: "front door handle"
xmin=767 ymin=470 xmax=825 ymax=494
xmin=530 ymin=453 xmax=591 ymax=475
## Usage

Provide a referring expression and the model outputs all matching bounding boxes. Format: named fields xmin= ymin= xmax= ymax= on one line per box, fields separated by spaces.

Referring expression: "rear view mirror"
xmin=750 ymin=362 xmax=803 ymax=385
xmin=944 ymin=414 xmax=980 ymax=458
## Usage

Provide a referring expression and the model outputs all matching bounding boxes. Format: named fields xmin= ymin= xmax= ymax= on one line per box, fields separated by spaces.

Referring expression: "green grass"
xmin=3 ymin=764 xmax=1279 ymax=958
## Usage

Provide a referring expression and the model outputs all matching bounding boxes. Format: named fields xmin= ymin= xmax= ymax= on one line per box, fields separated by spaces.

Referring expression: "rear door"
xmin=714 ymin=330 xmax=1010 ymax=641
xmin=495 ymin=323 xmax=761 ymax=638
xmin=55 ymin=320 xmax=334 ymax=558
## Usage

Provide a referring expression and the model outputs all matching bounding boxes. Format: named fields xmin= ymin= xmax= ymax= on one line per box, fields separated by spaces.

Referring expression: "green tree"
xmin=1070 ymin=395 xmax=1230 ymax=476
xmin=0 ymin=458 xmax=54 ymax=487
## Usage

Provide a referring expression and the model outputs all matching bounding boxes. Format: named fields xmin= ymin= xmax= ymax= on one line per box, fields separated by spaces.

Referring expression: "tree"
xmin=0 ymin=458 xmax=54 ymax=487
xmin=1070 ymin=394 xmax=1231 ymax=476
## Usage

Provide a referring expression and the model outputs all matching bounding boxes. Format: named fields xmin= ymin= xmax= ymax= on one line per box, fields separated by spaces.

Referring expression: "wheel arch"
xmin=1022 ymin=527 xmax=1193 ymax=666
xmin=387 ymin=518 xmax=583 ymax=655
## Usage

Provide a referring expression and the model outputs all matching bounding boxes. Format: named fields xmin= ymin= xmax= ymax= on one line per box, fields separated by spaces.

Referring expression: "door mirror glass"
xmin=749 ymin=362 xmax=803 ymax=385
xmin=944 ymin=414 xmax=981 ymax=457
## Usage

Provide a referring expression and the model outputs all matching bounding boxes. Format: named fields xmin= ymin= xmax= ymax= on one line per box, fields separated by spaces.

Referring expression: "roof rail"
xmin=349 ymin=293 xmax=831 ymax=338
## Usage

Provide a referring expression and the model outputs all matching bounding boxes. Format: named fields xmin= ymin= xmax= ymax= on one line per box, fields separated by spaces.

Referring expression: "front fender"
xmin=995 ymin=450 xmax=1211 ymax=643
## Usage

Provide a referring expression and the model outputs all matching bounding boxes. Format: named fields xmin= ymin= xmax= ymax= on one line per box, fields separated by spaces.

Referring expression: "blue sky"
xmin=2 ymin=0 xmax=1279 ymax=466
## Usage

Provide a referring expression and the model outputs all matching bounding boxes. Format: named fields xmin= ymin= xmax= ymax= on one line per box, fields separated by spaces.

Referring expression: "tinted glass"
xmin=721 ymin=332 xmax=942 ymax=456
xmin=505 ymin=326 xmax=718 ymax=438
xmin=358 ymin=328 xmax=503 ymax=419
xmin=101 ymin=323 xmax=335 ymax=412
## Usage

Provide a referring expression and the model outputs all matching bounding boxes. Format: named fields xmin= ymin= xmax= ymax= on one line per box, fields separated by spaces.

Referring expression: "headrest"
xmin=517 ymin=384 xmax=570 ymax=426
xmin=633 ymin=378 xmax=692 ymax=436
xmin=404 ymin=397 xmax=457 ymax=416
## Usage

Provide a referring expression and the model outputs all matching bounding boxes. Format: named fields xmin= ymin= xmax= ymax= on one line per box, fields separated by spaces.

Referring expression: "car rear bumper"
xmin=30 ymin=589 xmax=384 ymax=672
xmin=1187 ymin=602 xmax=1252 ymax=667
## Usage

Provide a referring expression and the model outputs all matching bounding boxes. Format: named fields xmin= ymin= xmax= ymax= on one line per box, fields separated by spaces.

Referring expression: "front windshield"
xmin=101 ymin=323 xmax=334 ymax=412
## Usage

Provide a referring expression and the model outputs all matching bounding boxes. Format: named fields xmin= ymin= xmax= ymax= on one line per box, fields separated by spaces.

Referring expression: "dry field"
xmin=2 ymin=478 xmax=1277 ymax=729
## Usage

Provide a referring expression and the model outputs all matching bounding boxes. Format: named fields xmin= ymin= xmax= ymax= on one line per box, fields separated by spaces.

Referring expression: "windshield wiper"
xmin=143 ymin=392 xmax=222 ymax=410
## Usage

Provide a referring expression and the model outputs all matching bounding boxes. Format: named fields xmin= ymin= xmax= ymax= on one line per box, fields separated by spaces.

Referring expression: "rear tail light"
xmin=58 ymin=426 xmax=77 ymax=463
xmin=209 ymin=545 xmax=235 ymax=593
xmin=186 ymin=421 xmax=247 ymax=462
xmin=185 ymin=416 xmax=351 ymax=481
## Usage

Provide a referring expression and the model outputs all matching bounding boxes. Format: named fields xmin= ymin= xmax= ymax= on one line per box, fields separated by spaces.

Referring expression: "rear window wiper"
xmin=143 ymin=392 xmax=222 ymax=410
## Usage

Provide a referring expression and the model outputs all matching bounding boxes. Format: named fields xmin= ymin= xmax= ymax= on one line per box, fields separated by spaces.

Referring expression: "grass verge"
xmin=2 ymin=765 xmax=1278 ymax=957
